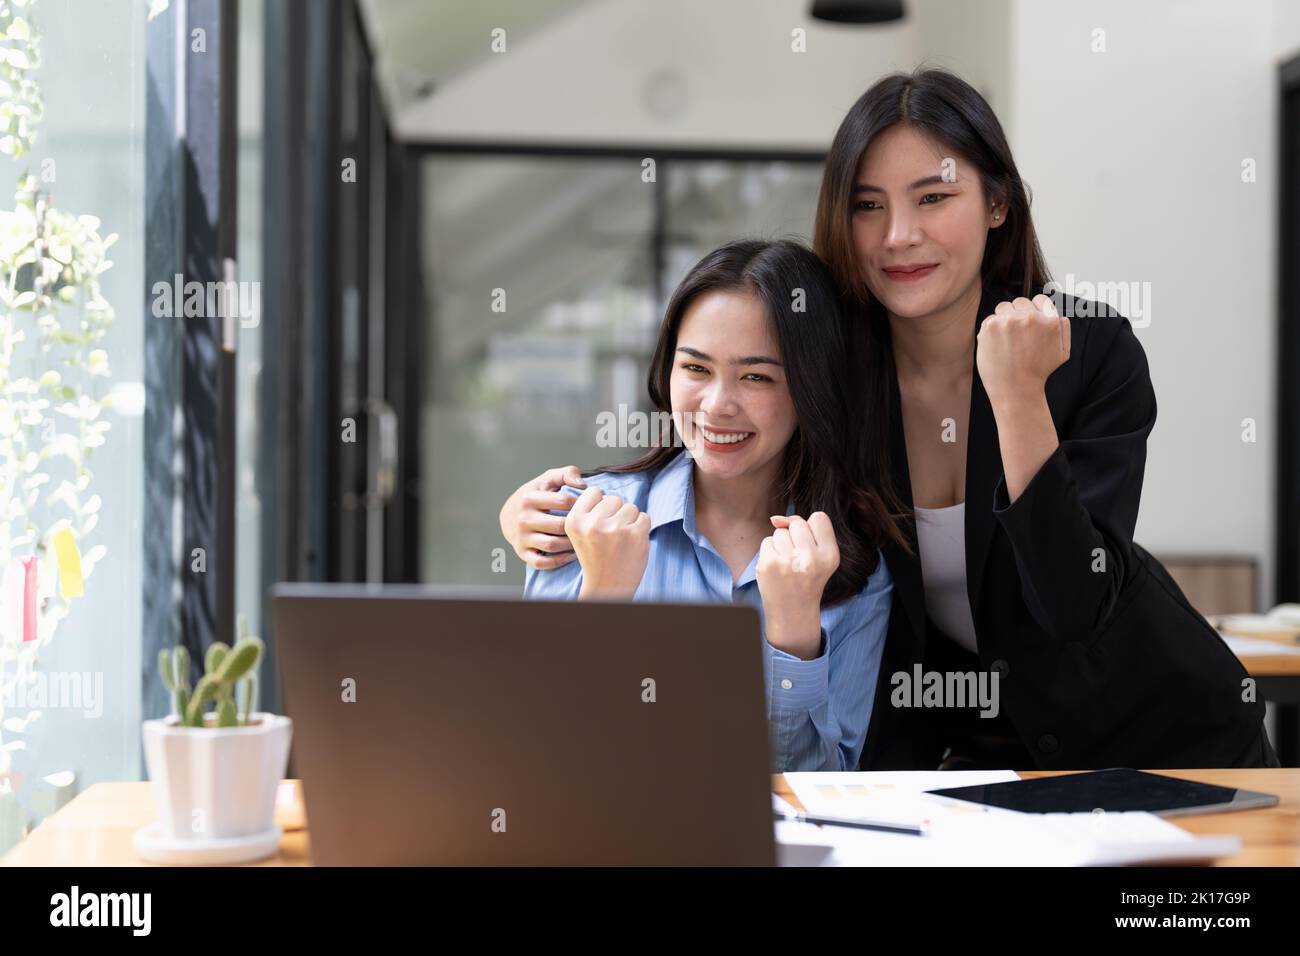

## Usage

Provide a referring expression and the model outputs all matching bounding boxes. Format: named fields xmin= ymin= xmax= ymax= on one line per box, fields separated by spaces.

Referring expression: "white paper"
xmin=785 ymin=769 xmax=1020 ymax=823
xmin=774 ymin=772 xmax=1241 ymax=866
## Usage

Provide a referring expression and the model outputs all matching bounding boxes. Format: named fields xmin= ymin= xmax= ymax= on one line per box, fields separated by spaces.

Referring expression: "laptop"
xmin=272 ymin=584 xmax=777 ymax=865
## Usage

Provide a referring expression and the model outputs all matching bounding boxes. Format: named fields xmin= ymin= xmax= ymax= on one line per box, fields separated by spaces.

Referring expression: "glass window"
xmin=0 ymin=0 xmax=146 ymax=851
xmin=236 ymin=0 xmax=263 ymax=644
xmin=416 ymin=153 xmax=823 ymax=588
xmin=419 ymin=154 xmax=656 ymax=586
xmin=662 ymin=160 xmax=824 ymax=291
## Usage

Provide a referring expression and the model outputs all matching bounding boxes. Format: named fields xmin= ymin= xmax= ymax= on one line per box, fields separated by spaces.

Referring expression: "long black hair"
xmin=813 ymin=66 xmax=1053 ymax=522
xmin=600 ymin=238 xmax=905 ymax=607
xmin=814 ymin=66 xmax=1051 ymax=306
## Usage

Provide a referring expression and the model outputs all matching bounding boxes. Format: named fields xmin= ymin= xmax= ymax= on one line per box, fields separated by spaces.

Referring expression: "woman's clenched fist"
xmin=564 ymin=486 xmax=651 ymax=600
xmin=975 ymin=294 xmax=1070 ymax=409
xmin=759 ymin=512 xmax=840 ymax=659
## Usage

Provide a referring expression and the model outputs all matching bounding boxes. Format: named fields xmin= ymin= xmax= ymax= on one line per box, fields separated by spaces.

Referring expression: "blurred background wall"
xmin=353 ymin=0 xmax=1299 ymax=605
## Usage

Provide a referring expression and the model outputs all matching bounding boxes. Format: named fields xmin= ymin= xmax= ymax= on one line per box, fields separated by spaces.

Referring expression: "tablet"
xmin=927 ymin=769 xmax=1279 ymax=818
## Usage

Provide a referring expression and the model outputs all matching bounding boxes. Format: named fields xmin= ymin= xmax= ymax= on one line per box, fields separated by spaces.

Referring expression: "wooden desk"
xmin=0 ymin=780 xmax=312 ymax=867
xmin=773 ymin=769 xmax=1300 ymax=866
xmin=3 ymin=770 xmax=1298 ymax=866
xmin=1234 ymin=642 xmax=1300 ymax=766
xmin=1237 ymin=653 xmax=1300 ymax=678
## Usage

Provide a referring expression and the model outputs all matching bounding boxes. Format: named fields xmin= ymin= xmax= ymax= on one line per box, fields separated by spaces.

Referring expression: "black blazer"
xmin=859 ymin=281 xmax=1270 ymax=770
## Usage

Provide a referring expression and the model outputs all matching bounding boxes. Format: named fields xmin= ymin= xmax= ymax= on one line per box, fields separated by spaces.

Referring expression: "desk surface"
xmin=1230 ymin=629 xmax=1300 ymax=676
xmin=1 ymin=780 xmax=313 ymax=867
xmin=3 ymin=769 xmax=1298 ymax=867
xmin=1240 ymin=654 xmax=1300 ymax=677
xmin=1237 ymin=653 xmax=1300 ymax=677
xmin=777 ymin=769 xmax=1300 ymax=866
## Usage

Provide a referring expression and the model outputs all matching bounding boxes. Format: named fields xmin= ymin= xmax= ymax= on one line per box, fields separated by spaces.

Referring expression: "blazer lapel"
xmin=964 ymin=282 xmax=1013 ymax=626
xmin=884 ymin=364 xmax=928 ymax=663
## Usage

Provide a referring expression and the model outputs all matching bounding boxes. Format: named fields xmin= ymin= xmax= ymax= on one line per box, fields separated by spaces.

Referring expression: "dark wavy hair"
xmin=813 ymin=67 xmax=1053 ymax=512
xmin=815 ymin=66 xmax=1051 ymax=307
xmin=599 ymin=238 xmax=906 ymax=607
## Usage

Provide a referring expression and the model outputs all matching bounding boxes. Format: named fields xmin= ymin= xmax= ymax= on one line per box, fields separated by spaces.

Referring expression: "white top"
xmin=914 ymin=503 xmax=979 ymax=653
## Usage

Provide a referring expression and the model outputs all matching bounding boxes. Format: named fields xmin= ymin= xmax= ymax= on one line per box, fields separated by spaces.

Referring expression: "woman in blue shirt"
xmin=524 ymin=239 xmax=903 ymax=772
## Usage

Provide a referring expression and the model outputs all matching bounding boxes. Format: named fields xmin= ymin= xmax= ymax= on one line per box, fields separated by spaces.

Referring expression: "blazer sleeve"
xmin=990 ymin=315 xmax=1156 ymax=643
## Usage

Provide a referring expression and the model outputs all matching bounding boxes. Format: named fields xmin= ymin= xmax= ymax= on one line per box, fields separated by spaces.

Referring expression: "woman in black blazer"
xmin=497 ymin=67 xmax=1277 ymax=770
xmin=854 ymin=278 xmax=1276 ymax=770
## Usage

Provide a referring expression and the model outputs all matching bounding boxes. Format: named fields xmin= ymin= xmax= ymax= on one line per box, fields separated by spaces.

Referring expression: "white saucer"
xmin=132 ymin=822 xmax=283 ymax=865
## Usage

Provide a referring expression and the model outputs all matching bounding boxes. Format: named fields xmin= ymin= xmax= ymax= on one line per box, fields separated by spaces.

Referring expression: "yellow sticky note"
xmin=52 ymin=527 xmax=84 ymax=598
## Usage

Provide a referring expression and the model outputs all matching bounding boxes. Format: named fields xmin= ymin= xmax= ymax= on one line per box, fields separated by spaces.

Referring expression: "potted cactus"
xmin=160 ymin=637 xmax=263 ymax=729
xmin=135 ymin=633 xmax=292 ymax=862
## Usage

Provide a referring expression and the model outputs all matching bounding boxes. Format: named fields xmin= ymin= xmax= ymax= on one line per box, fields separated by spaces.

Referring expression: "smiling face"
xmin=669 ymin=289 xmax=796 ymax=482
xmin=850 ymin=123 xmax=1004 ymax=321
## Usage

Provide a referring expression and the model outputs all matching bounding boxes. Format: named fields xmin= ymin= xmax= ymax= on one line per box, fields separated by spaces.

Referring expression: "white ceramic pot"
xmin=141 ymin=713 xmax=292 ymax=841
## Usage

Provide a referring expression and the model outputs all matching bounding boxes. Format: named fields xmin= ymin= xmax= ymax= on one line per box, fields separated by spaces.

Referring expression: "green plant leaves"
xmin=214 ymin=638 xmax=263 ymax=685
xmin=204 ymin=641 xmax=230 ymax=677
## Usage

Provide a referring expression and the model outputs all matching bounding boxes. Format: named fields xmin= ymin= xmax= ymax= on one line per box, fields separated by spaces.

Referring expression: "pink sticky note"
xmin=21 ymin=556 xmax=36 ymax=642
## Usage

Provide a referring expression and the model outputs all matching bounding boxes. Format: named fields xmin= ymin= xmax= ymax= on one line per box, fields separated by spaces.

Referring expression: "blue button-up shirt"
xmin=523 ymin=450 xmax=892 ymax=772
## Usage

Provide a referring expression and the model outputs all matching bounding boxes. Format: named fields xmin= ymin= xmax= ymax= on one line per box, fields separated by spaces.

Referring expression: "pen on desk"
xmin=773 ymin=808 xmax=929 ymax=837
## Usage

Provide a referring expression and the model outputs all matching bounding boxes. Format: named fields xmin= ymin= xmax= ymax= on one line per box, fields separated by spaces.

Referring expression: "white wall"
xmin=395 ymin=0 xmax=921 ymax=147
xmin=1277 ymin=0 xmax=1300 ymax=61
xmin=909 ymin=0 xmax=1012 ymax=118
xmin=1006 ymin=0 xmax=1281 ymax=602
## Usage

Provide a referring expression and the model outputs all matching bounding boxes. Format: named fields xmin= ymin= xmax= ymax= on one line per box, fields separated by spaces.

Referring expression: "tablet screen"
xmin=926 ymin=769 xmax=1268 ymax=816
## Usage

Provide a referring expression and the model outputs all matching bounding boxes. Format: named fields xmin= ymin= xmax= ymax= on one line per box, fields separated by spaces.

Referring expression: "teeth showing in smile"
xmin=701 ymin=428 xmax=752 ymax=444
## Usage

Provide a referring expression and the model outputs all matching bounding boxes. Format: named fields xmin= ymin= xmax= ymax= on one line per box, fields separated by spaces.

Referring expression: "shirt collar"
xmin=648 ymin=451 xmax=759 ymax=590
xmin=646 ymin=449 xmax=797 ymax=535
xmin=645 ymin=450 xmax=694 ymax=534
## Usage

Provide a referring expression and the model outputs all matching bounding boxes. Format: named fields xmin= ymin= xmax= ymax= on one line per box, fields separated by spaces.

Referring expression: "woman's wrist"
xmin=762 ymin=600 xmax=823 ymax=660
xmin=990 ymin=388 xmax=1060 ymax=503
xmin=987 ymin=380 xmax=1048 ymax=418
xmin=578 ymin=574 xmax=637 ymax=601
